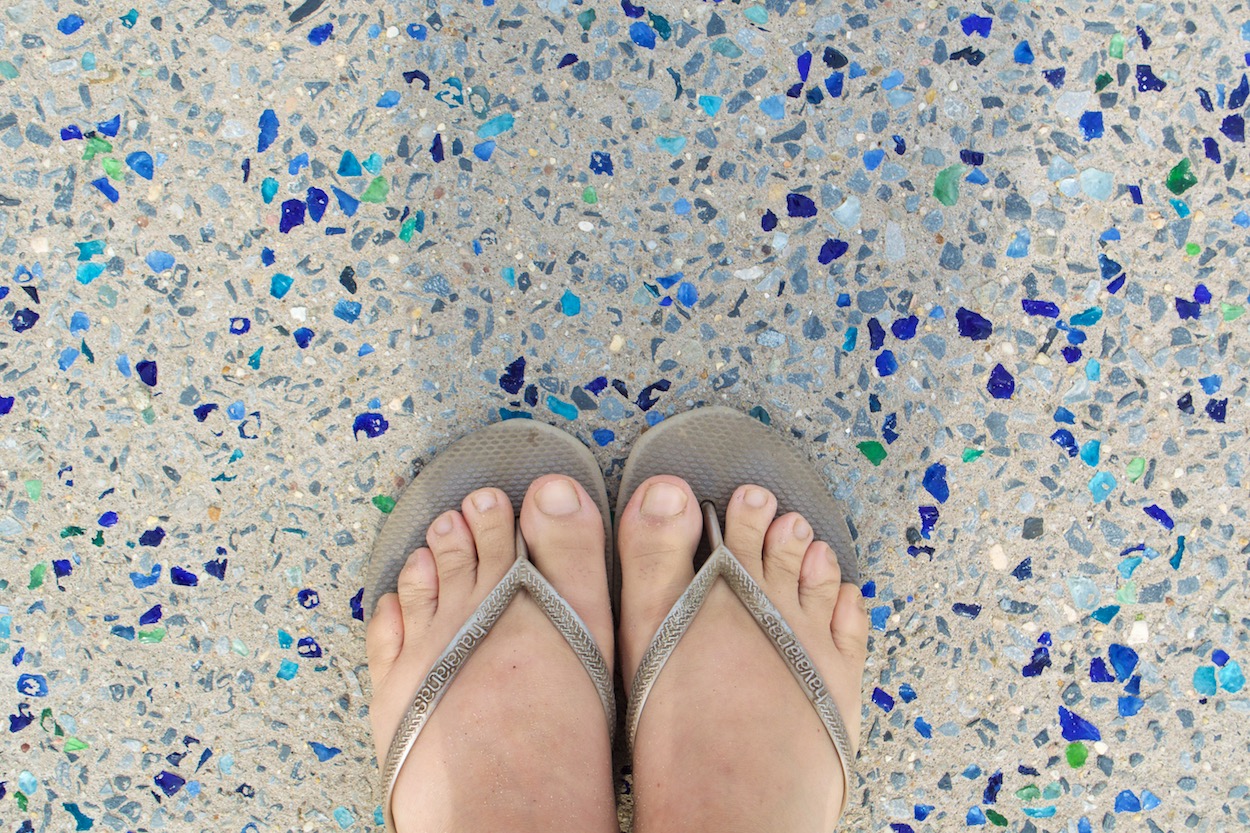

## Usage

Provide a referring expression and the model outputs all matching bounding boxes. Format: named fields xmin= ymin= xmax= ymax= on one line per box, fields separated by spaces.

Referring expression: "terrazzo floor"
xmin=2 ymin=1 xmax=1248 ymax=831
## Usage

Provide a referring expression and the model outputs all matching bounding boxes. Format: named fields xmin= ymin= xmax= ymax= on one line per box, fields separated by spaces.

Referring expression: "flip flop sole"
xmin=364 ymin=418 xmax=613 ymax=623
xmin=614 ymin=406 xmax=859 ymax=584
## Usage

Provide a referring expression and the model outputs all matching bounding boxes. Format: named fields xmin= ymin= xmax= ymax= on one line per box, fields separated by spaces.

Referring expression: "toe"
xmin=396 ymin=546 xmax=439 ymax=637
xmin=617 ymin=476 xmax=702 ymax=615
xmin=830 ymin=581 xmax=870 ymax=758
xmin=723 ymin=484 xmax=777 ymax=570
xmin=366 ymin=591 xmax=405 ymax=685
xmin=461 ymin=488 xmax=516 ymax=584
xmin=427 ymin=510 xmax=478 ymax=589
xmin=519 ymin=475 xmax=612 ymax=659
xmin=761 ymin=512 xmax=814 ymax=587
xmin=831 ymin=582 xmax=870 ymax=665
xmin=617 ymin=476 xmax=702 ymax=682
xmin=365 ymin=589 xmax=410 ymax=764
xmin=797 ymin=540 xmax=842 ymax=615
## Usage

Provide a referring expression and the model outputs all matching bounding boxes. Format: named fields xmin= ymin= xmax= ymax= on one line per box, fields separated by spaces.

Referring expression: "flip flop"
xmin=364 ymin=417 xmax=616 ymax=833
xmin=614 ymin=405 xmax=860 ymax=818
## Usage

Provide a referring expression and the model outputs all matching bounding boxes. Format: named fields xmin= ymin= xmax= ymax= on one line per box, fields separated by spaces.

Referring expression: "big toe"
xmin=616 ymin=476 xmax=703 ymax=686
xmin=519 ymin=475 xmax=613 ymax=660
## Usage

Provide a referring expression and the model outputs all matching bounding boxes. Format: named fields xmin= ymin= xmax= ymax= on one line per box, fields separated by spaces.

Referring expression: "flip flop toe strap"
xmin=379 ymin=528 xmax=615 ymax=832
xmin=626 ymin=502 xmax=856 ymax=817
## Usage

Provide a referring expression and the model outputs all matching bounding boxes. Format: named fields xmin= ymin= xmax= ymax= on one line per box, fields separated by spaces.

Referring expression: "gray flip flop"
xmin=364 ymin=417 xmax=616 ymax=833
xmin=614 ymin=406 xmax=860 ymax=818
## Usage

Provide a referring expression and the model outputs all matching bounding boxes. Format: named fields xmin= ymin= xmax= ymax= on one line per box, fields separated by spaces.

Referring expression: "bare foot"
xmin=366 ymin=475 xmax=618 ymax=832
xmin=617 ymin=476 xmax=869 ymax=832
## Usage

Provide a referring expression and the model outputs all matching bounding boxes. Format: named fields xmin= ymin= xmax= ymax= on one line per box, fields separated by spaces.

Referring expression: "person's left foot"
xmin=366 ymin=475 xmax=618 ymax=833
xmin=617 ymin=476 xmax=869 ymax=833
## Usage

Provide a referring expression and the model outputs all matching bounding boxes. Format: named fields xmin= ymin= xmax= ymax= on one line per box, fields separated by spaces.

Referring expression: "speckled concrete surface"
xmin=1 ymin=1 xmax=1248 ymax=831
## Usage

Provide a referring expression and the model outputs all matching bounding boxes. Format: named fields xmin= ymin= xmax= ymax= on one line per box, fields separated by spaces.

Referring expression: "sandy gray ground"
xmin=1 ymin=1 xmax=1248 ymax=831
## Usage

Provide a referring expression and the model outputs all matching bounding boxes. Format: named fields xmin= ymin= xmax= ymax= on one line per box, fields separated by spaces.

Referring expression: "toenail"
xmin=471 ymin=490 xmax=497 ymax=512
xmin=641 ymin=482 xmax=687 ymax=517
xmin=433 ymin=514 xmax=454 ymax=535
xmin=793 ymin=517 xmax=812 ymax=539
xmin=743 ymin=487 xmax=768 ymax=508
xmin=535 ymin=478 xmax=580 ymax=516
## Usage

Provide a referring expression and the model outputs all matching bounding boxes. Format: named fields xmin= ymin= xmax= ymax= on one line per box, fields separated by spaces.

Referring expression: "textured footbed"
xmin=364 ymin=418 xmax=614 ymax=624
xmin=614 ymin=406 xmax=860 ymax=586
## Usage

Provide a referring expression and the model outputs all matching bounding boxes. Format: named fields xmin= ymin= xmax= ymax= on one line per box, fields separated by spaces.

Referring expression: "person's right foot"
xmin=617 ymin=475 xmax=869 ymax=832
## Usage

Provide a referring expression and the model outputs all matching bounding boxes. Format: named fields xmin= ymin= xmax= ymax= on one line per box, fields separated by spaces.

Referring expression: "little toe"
xmin=723 ymin=484 xmax=777 ymax=569
xmin=427 ymin=510 xmax=478 ymax=589
xmin=797 ymin=540 xmax=842 ymax=616
xmin=461 ymin=488 xmax=516 ymax=584
xmin=761 ymin=512 xmax=815 ymax=587
xmin=831 ymin=581 xmax=871 ymax=666
xmin=366 ymin=591 xmax=405 ymax=685
xmin=519 ymin=475 xmax=612 ymax=657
